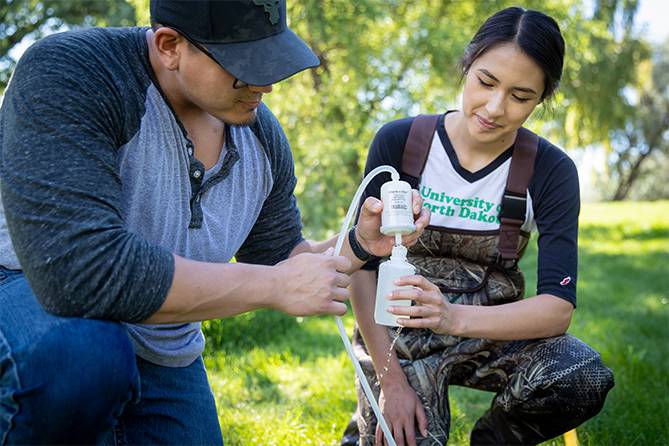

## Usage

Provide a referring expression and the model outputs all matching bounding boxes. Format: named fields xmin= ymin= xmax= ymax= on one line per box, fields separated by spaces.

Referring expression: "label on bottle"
xmin=386 ymin=190 xmax=410 ymax=214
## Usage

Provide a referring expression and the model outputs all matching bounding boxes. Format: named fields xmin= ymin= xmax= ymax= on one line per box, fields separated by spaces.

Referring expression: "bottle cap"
xmin=390 ymin=245 xmax=408 ymax=262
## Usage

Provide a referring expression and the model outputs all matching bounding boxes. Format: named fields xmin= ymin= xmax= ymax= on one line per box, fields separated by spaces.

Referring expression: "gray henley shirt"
xmin=0 ymin=27 xmax=304 ymax=367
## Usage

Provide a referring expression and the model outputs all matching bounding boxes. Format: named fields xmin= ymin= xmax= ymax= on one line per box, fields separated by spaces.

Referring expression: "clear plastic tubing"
xmin=333 ymin=165 xmax=400 ymax=446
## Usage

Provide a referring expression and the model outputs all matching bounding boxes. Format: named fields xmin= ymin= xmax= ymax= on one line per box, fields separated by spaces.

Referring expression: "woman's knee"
xmin=533 ymin=335 xmax=614 ymax=412
xmin=569 ymin=350 xmax=615 ymax=415
xmin=502 ymin=335 xmax=613 ymax=413
xmin=562 ymin=336 xmax=614 ymax=400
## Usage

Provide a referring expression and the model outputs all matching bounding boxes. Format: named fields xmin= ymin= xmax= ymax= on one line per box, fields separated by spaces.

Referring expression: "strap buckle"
xmin=499 ymin=193 xmax=527 ymax=222
xmin=493 ymin=251 xmax=518 ymax=269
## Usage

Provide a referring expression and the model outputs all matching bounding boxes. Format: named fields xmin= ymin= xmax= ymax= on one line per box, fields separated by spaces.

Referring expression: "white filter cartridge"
xmin=380 ymin=179 xmax=415 ymax=236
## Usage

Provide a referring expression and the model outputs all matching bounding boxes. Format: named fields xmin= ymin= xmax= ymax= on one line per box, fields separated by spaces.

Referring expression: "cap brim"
xmin=203 ymin=29 xmax=320 ymax=86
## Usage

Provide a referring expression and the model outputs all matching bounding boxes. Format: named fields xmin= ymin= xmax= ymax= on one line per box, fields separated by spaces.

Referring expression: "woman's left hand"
xmin=356 ymin=190 xmax=430 ymax=257
xmin=387 ymin=275 xmax=458 ymax=335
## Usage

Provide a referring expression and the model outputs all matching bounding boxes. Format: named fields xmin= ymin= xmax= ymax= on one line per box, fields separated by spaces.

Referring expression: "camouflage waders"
xmin=341 ymin=116 xmax=614 ymax=445
xmin=343 ymin=228 xmax=614 ymax=446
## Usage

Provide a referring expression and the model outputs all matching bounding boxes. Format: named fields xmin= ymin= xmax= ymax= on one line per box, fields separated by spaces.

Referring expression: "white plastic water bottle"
xmin=375 ymin=245 xmax=415 ymax=326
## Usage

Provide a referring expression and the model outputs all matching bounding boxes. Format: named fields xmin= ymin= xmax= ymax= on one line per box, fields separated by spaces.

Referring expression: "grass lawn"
xmin=203 ymin=200 xmax=669 ymax=445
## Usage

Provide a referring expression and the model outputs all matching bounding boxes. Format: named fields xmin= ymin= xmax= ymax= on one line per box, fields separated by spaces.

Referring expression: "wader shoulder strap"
xmin=401 ymin=114 xmax=441 ymax=183
xmin=497 ymin=127 xmax=539 ymax=260
xmin=401 ymin=116 xmax=538 ymax=261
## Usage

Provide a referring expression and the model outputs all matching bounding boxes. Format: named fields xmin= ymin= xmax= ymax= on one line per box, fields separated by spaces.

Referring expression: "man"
xmin=0 ymin=0 xmax=429 ymax=444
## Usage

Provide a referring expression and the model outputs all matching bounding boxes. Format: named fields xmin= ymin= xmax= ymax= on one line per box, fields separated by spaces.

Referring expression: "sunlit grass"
xmin=204 ymin=201 xmax=669 ymax=445
xmin=203 ymin=311 xmax=356 ymax=445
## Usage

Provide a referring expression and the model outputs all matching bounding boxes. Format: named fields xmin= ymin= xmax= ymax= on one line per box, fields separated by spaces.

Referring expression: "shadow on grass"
xmin=579 ymin=223 xmax=669 ymax=242
xmin=243 ymin=366 xmax=283 ymax=403
xmin=203 ymin=309 xmax=348 ymax=361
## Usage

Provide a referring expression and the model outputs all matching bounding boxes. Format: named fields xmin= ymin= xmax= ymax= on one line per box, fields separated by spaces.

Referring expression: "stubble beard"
xmin=220 ymin=111 xmax=257 ymax=127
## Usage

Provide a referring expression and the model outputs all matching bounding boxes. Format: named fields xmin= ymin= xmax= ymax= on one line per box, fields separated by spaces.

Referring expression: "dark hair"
xmin=461 ymin=7 xmax=565 ymax=101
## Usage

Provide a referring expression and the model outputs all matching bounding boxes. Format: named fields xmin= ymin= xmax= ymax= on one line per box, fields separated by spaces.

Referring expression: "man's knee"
xmin=32 ymin=319 xmax=136 ymax=405
xmin=9 ymin=319 xmax=138 ymax=442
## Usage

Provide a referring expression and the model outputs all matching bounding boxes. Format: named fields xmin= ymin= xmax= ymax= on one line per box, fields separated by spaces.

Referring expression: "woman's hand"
xmin=356 ymin=190 xmax=430 ymax=257
xmin=376 ymin=381 xmax=428 ymax=446
xmin=387 ymin=275 xmax=459 ymax=335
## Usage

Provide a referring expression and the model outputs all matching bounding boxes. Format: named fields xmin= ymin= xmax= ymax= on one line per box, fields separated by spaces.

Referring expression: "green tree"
xmin=1 ymin=0 xmax=655 ymax=225
xmin=128 ymin=0 xmax=149 ymax=26
xmin=605 ymin=39 xmax=669 ymax=200
xmin=266 ymin=0 xmax=650 ymax=237
xmin=0 ymin=0 xmax=136 ymax=92
xmin=556 ymin=0 xmax=650 ymax=146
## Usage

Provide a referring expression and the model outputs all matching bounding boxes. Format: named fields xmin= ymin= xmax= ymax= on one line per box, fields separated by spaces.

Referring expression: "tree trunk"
xmin=611 ymin=145 xmax=658 ymax=200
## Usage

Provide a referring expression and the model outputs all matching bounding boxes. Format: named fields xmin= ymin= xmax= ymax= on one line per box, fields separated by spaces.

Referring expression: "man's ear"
xmin=152 ymin=27 xmax=185 ymax=71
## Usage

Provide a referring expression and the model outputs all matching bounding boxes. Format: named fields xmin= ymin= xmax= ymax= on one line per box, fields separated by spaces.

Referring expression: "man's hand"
xmin=270 ymin=249 xmax=351 ymax=316
xmin=357 ymin=190 xmax=430 ymax=257
xmin=388 ymin=275 xmax=457 ymax=335
xmin=376 ymin=381 xmax=428 ymax=446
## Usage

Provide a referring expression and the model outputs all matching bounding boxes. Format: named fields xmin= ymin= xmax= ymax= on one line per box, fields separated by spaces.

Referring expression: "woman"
xmin=344 ymin=7 xmax=614 ymax=446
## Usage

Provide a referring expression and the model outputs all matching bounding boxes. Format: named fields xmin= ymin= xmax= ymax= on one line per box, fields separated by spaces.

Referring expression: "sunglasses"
xmin=163 ymin=25 xmax=250 ymax=89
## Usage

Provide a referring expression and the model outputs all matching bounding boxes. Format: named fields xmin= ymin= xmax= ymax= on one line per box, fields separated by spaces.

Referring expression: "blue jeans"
xmin=0 ymin=267 xmax=223 ymax=445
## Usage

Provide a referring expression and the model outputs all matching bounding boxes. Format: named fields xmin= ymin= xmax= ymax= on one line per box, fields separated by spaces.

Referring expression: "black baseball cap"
xmin=150 ymin=0 xmax=320 ymax=86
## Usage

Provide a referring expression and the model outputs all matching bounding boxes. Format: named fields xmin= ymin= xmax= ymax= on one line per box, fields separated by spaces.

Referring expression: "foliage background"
xmin=1 ymin=0 xmax=667 ymax=234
